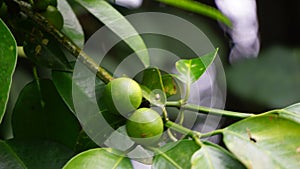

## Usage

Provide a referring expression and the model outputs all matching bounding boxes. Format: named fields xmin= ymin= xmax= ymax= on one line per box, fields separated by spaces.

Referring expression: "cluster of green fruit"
xmin=32 ymin=0 xmax=63 ymax=30
xmin=103 ymin=77 xmax=164 ymax=146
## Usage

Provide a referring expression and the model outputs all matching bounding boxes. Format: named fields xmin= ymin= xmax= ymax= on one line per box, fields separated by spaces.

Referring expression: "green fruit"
xmin=126 ymin=108 xmax=163 ymax=146
xmin=103 ymin=77 xmax=142 ymax=116
xmin=41 ymin=6 xmax=63 ymax=30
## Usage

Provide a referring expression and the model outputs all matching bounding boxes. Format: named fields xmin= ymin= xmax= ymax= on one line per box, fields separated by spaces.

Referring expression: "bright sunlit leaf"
xmin=0 ymin=19 xmax=17 ymax=124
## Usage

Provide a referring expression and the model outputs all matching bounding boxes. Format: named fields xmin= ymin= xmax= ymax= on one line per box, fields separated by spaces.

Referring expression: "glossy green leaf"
xmin=140 ymin=68 xmax=177 ymax=98
xmin=284 ymin=103 xmax=300 ymax=115
xmin=0 ymin=19 xmax=17 ymax=124
xmin=58 ymin=0 xmax=84 ymax=48
xmin=158 ymin=0 xmax=231 ymax=27
xmin=141 ymin=67 xmax=164 ymax=91
xmin=175 ymin=49 xmax=218 ymax=84
xmin=75 ymin=0 xmax=149 ymax=67
xmin=140 ymin=68 xmax=166 ymax=106
xmin=12 ymin=79 xmax=81 ymax=149
xmin=153 ymin=140 xmax=200 ymax=169
xmin=276 ymin=103 xmax=300 ymax=124
xmin=0 ymin=140 xmax=26 ymax=169
xmin=162 ymin=74 xmax=177 ymax=97
xmin=191 ymin=142 xmax=245 ymax=169
xmin=223 ymin=114 xmax=300 ymax=168
xmin=0 ymin=139 xmax=74 ymax=169
xmin=52 ymin=71 xmax=75 ymax=112
xmin=63 ymin=148 xmax=133 ymax=169
xmin=23 ymin=30 xmax=72 ymax=71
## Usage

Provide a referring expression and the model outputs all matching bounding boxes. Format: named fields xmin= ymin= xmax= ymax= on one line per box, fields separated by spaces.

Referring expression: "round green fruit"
xmin=126 ymin=108 xmax=163 ymax=146
xmin=103 ymin=77 xmax=142 ymax=116
xmin=41 ymin=5 xmax=63 ymax=30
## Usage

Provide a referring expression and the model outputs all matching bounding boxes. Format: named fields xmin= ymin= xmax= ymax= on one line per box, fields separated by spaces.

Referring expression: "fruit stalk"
xmin=14 ymin=0 xmax=113 ymax=84
xmin=165 ymin=120 xmax=201 ymax=138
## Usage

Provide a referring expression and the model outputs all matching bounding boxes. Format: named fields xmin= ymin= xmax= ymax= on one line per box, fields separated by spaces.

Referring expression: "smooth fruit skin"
xmin=41 ymin=6 xmax=63 ymax=30
xmin=103 ymin=77 xmax=142 ymax=116
xmin=126 ymin=108 xmax=163 ymax=146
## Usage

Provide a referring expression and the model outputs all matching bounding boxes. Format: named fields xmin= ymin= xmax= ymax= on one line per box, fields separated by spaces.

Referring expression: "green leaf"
xmin=140 ymin=68 xmax=167 ymax=106
xmin=191 ymin=142 xmax=245 ymax=169
xmin=58 ymin=0 xmax=84 ymax=48
xmin=141 ymin=67 xmax=164 ymax=91
xmin=0 ymin=140 xmax=26 ymax=169
xmin=284 ymin=103 xmax=300 ymax=115
xmin=0 ymin=139 xmax=74 ymax=169
xmin=23 ymin=30 xmax=72 ymax=71
xmin=223 ymin=114 xmax=300 ymax=168
xmin=175 ymin=49 xmax=218 ymax=84
xmin=162 ymin=74 xmax=177 ymax=97
xmin=276 ymin=103 xmax=300 ymax=124
xmin=75 ymin=0 xmax=149 ymax=67
xmin=0 ymin=19 xmax=17 ymax=124
xmin=157 ymin=0 xmax=231 ymax=27
xmin=52 ymin=71 xmax=76 ymax=112
xmin=63 ymin=148 xmax=133 ymax=169
xmin=139 ymin=68 xmax=177 ymax=98
xmin=153 ymin=140 xmax=200 ymax=169
xmin=12 ymin=79 xmax=81 ymax=149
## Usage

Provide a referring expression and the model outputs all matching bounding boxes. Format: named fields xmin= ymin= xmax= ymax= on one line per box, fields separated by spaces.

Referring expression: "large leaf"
xmin=276 ymin=103 xmax=300 ymax=124
xmin=139 ymin=67 xmax=177 ymax=98
xmin=158 ymin=0 xmax=231 ymax=26
xmin=52 ymin=71 xmax=76 ymax=112
xmin=0 ymin=139 xmax=74 ymax=169
xmin=12 ymin=79 xmax=81 ymax=149
xmin=162 ymin=74 xmax=177 ymax=97
xmin=63 ymin=148 xmax=133 ymax=169
xmin=152 ymin=140 xmax=200 ymax=169
xmin=284 ymin=103 xmax=300 ymax=114
xmin=175 ymin=49 xmax=218 ymax=84
xmin=141 ymin=67 xmax=164 ymax=92
xmin=0 ymin=19 xmax=17 ymax=124
xmin=191 ymin=142 xmax=245 ymax=169
xmin=223 ymin=114 xmax=300 ymax=168
xmin=0 ymin=140 xmax=25 ymax=169
xmin=139 ymin=68 xmax=166 ymax=106
xmin=75 ymin=0 xmax=149 ymax=67
xmin=58 ymin=0 xmax=85 ymax=48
